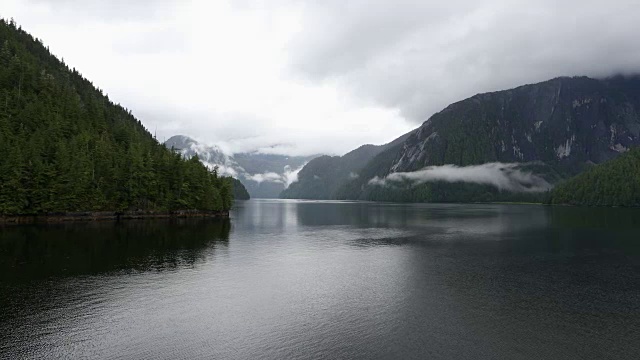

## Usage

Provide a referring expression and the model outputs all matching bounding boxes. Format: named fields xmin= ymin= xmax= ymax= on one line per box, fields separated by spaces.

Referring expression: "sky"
xmin=3 ymin=0 xmax=640 ymax=156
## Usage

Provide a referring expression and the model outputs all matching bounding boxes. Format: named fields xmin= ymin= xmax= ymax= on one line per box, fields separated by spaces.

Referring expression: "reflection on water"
xmin=0 ymin=219 xmax=232 ymax=359
xmin=1 ymin=200 xmax=639 ymax=359
xmin=0 ymin=219 xmax=230 ymax=281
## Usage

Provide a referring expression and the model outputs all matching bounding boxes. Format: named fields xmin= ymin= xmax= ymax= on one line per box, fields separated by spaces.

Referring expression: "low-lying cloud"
xmin=283 ymin=164 xmax=305 ymax=187
xmin=244 ymin=163 xmax=307 ymax=188
xmin=369 ymin=163 xmax=552 ymax=192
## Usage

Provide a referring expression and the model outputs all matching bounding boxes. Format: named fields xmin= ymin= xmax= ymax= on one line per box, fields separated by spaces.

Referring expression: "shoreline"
xmin=276 ymin=198 xmax=640 ymax=208
xmin=0 ymin=210 xmax=229 ymax=225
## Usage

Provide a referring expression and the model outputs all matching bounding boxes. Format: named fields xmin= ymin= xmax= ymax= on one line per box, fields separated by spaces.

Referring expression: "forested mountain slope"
xmin=336 ymin=76 xmax=640 ymax=202
xmin=0 ymin=19 xmax=232 ymax=215
xmin=550 ymin=147 xmax=640 ymax=206
xmin=230 ymin=178 xmax=250 ymax=200
xmin=280 ymin=131 xmax=413 ymax=199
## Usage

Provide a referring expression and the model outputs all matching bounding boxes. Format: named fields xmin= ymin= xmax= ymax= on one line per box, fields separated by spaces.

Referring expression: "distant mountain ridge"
xmin=280 ymin=131 xmax=413 ymax=199
xmin=165 ymin=135 xmax=239 ymax=176
xmin=165 ymin=135 xmax=317 ymax=198
xmin=285 ymin=76 xmax=640 ymax=202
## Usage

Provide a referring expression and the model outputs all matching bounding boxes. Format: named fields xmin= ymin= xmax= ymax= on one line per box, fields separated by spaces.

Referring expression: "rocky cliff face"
xmin=330 ymin=76 xmax=640 ymax=202
xmin=391 ymin=76 xmax=640 ymax=174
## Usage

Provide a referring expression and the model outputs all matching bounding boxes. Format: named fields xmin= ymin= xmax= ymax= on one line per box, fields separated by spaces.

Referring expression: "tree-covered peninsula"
xmin=550 ymin=147 xmax=640 ymax=207
xmin=0 ymin=19 xmax=233 ymax=216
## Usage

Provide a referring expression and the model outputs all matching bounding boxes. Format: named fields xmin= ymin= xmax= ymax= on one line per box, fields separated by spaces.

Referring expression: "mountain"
xmin=164 ymin=135 xmax=317 ymax=198
xmin=294 ymin=76 xmax=640 ymax=202
xmin=0 ymin=19 xmax=233 ymax=215
xmin=387 ymin=76 xmax=640 ymax=173
xmin=164 ymin=135 xmax=244 ymax=180
xmin=549 ymin=147 xmax=640 ymax=206
xmin=280 ymin=132 xmax=413 ymax=199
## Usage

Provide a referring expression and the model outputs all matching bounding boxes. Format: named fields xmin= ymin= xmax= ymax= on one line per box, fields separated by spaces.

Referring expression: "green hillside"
xmin=0 ymin=19 xmax=232 ymax=215
xmin=550 ymin=147 xmax=640 ymax=206
xmin=281 ymin=131 xmax=413 ymax=199
xmin=230 ymin=178 xmax=250 ymax=200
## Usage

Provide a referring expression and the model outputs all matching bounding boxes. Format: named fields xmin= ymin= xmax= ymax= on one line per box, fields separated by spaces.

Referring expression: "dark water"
xmin=1 ymin=200 xmax=640 ymax=359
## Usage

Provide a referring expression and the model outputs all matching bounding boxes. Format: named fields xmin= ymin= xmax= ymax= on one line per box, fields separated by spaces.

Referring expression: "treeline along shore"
xmin=0 ymin=209 xmax=229 ymax=225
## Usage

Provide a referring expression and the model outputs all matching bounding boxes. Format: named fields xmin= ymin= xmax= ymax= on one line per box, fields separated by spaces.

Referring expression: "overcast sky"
xmin=4 ymin=0 xmax=640 ymax=156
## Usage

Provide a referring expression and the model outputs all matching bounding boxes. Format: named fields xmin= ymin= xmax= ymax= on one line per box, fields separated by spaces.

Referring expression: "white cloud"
xmin=369 ymin=163 xmax=552 ymax=192
xmin=243 ymin=162 xmax=306 ymax=187
xmin=246 ymin=172 xmax=284 ymax=184
xmin=282 ymin=163 xmax=306 ymax=187
xmin=280 ymin=0 xmax=640 ymax=121
xmin=4 ymin=0 xmax=640 ymax=155
xmin=2 ymin=0 xmax=413 ymax=156
xmin=202 ymin=162 xmax=238 ymax=178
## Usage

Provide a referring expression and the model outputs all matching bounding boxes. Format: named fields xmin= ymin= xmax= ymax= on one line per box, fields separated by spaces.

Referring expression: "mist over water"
xmin=370 ymin=162 xmax=553 ymax=192
xmin=1 ymin=200 xmax=639 ymax=359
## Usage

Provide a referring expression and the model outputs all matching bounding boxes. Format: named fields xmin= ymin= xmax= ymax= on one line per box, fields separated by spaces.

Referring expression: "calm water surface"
xmin=1 ymin=200 xmax=639 ymax=359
